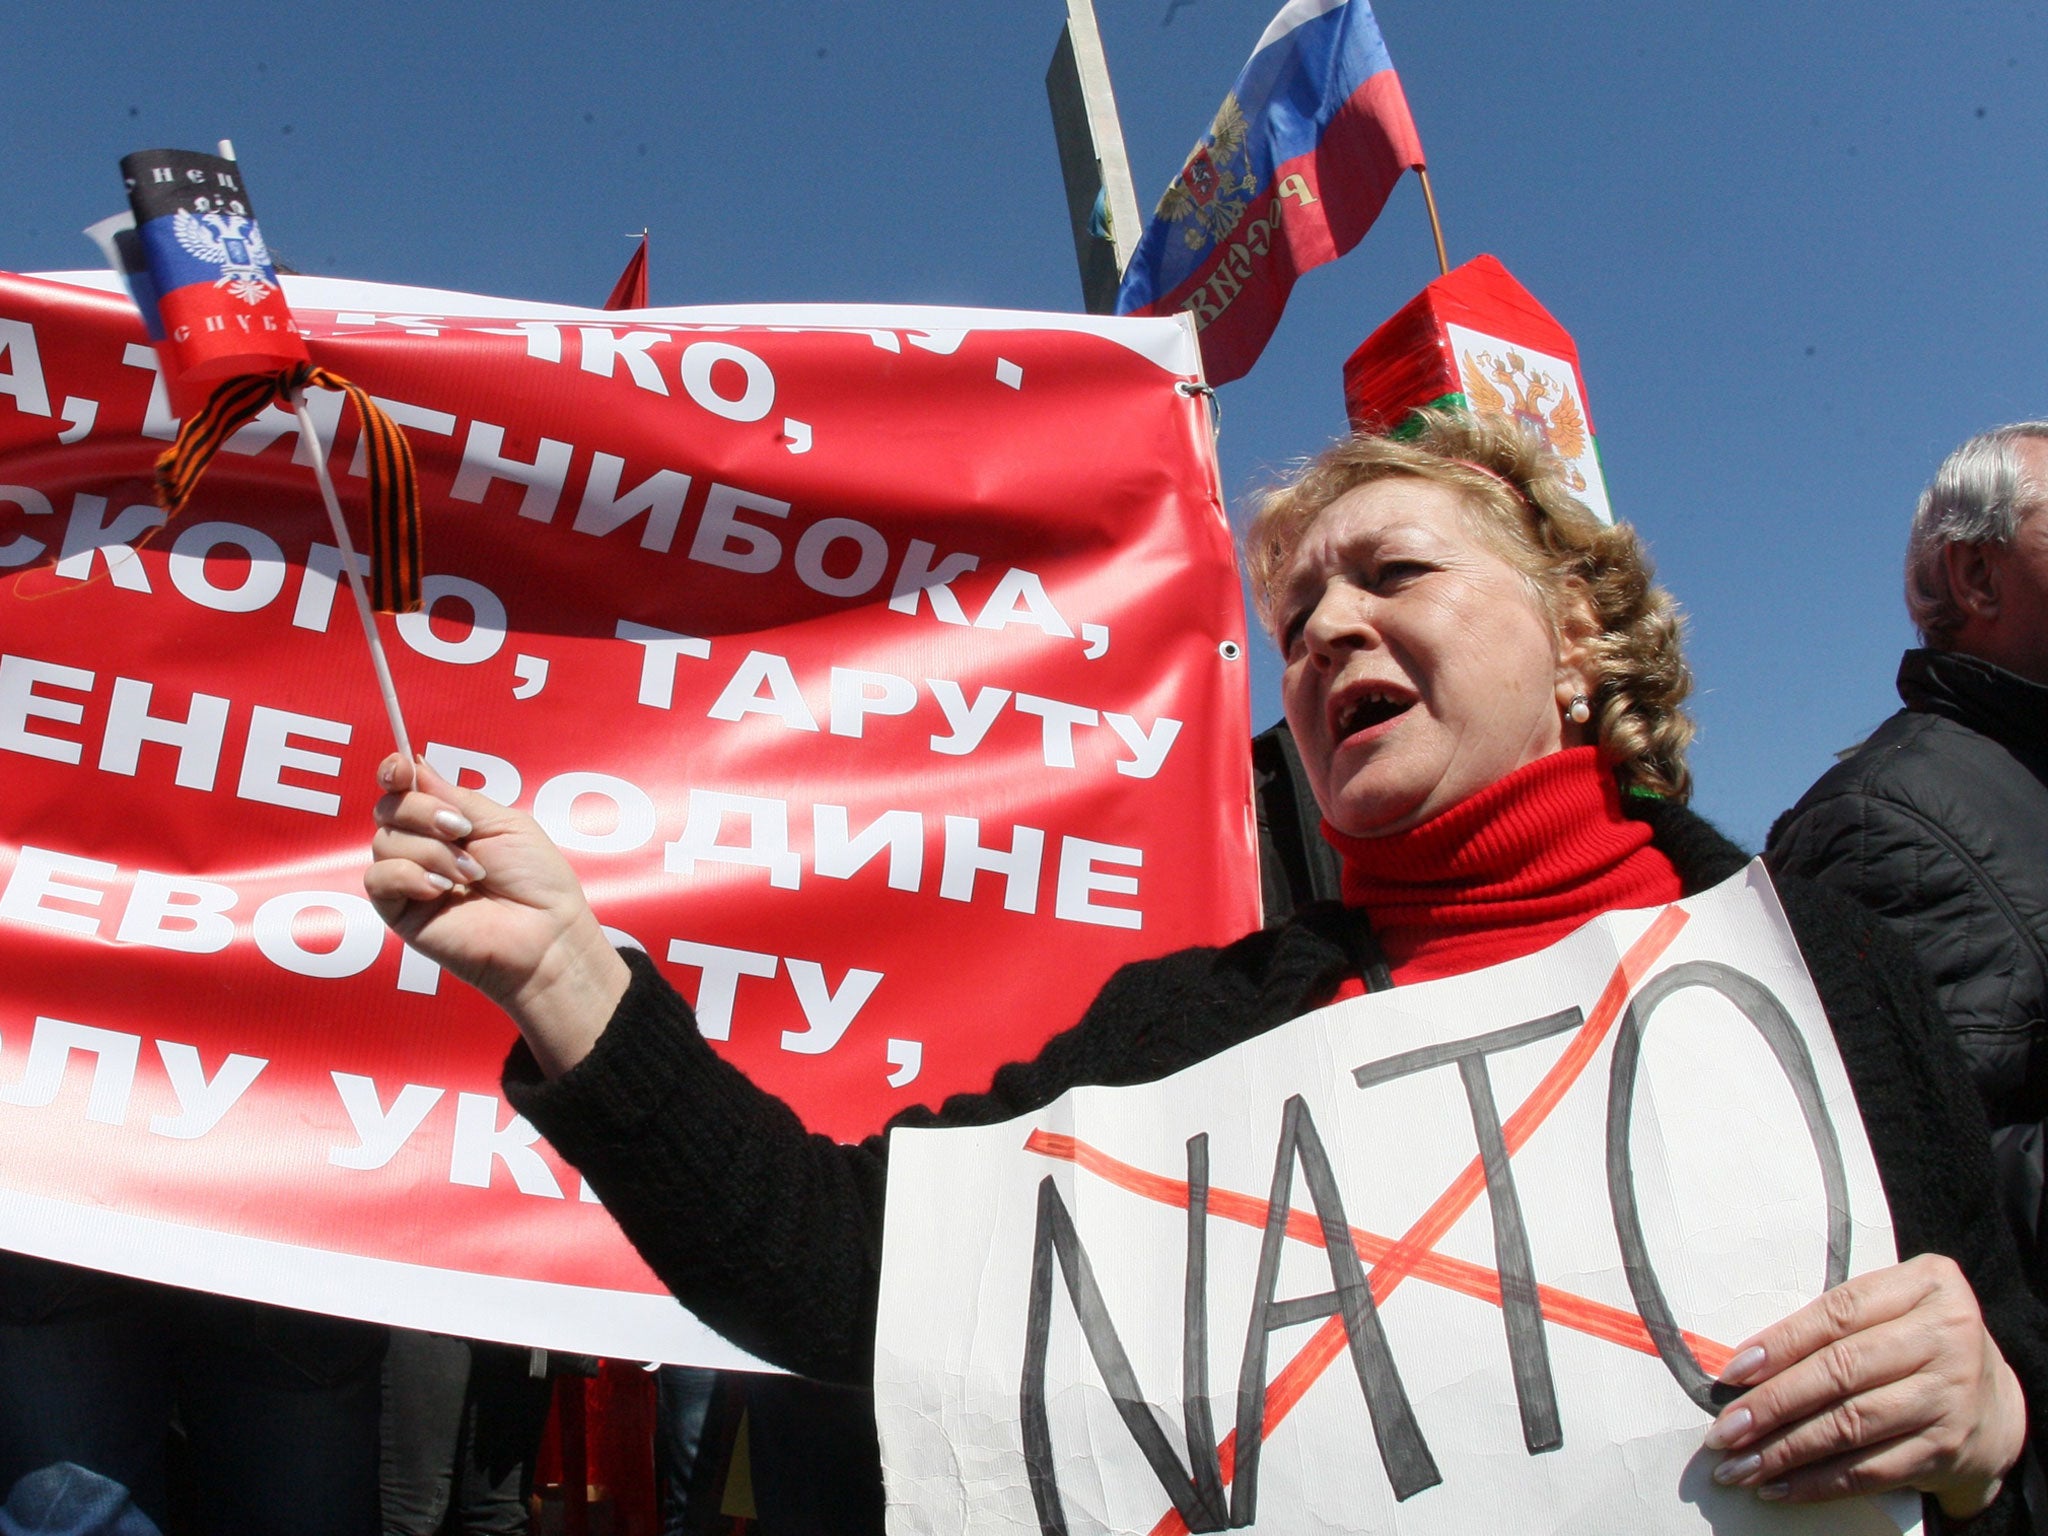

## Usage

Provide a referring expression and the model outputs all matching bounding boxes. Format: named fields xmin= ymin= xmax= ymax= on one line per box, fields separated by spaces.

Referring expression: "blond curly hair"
xmin=1243 ymin=410 xmax=1694 ymax=801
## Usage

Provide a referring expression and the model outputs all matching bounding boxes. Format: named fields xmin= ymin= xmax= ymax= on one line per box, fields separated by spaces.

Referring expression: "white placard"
xmin=876 ymin=863 xmax=1917 ymax=1535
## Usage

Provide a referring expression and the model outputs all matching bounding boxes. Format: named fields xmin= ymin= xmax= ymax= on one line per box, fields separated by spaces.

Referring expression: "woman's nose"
xmin=1302 ymin=585 xmax=1372 ymax=659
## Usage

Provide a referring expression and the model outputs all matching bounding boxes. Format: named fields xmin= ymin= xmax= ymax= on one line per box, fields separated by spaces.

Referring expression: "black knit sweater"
xmin=506 ymin=799 xmax=2048 ymax=1531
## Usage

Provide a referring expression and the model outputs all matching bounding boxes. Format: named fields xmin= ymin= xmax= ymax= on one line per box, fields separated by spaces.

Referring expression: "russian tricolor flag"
xmin=1117 ymin=0 xmax=1425 ymax=386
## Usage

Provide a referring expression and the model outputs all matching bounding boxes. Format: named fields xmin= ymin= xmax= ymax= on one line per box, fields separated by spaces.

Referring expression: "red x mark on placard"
xmin=1024 ymin=905 xmax=1706 ymax=1536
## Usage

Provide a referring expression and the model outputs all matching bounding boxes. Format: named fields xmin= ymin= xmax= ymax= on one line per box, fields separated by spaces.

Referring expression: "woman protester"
xmin=366 ymin=411 xmax=2045 ymax=1528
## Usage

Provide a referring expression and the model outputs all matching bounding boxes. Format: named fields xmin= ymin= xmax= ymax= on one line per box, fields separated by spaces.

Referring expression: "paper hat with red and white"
xmin=1342 ymin=254 xmax=1612 ymax=523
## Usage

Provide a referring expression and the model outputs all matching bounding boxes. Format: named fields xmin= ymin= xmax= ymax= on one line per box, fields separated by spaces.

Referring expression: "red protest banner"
xmin=0 ymin=271 xmax=1258 ymax=1364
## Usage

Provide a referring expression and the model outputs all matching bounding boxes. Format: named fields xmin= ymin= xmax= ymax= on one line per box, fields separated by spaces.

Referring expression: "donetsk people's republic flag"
xmin=1116 ymin=0 xmax=1426 ymax=385
xmin=119 ymin=147 xmax=310 ymax=395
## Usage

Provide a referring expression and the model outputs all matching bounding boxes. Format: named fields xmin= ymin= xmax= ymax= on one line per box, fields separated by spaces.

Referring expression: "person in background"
xmin=1770 ymin=423 xmax=2048 ymax=1288
xmin=379 ymin=1329 xmax=555 ymax=1536
xmin=367 ymin=411 xmax=2047 ymax=1531
xmin=0 ymin=1254 xmax=383 ymax=1535
xmin=654 ymin=1365 xmax=718 ymax=1533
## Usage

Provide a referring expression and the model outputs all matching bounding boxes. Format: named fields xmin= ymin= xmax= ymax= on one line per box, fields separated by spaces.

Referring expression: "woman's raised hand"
xmin=1702 ymin=1253 xmax=2027 ymax=1518
xmin=364 ymin=753 xmax=628 ymax=1076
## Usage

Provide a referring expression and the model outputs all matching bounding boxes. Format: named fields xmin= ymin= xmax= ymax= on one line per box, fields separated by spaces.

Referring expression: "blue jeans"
xmin=0 ymin=1255 xmax=383 ymax=1536
xmin=654 ymin=1367 xmax=716 ymax=1535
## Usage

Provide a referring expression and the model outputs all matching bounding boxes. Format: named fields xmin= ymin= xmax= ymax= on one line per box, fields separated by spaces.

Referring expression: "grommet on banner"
xmin=1176 ymin=378 xmax=1221 ymax=438
xmin=1219 ymin=640 xmax=1243 ymax=661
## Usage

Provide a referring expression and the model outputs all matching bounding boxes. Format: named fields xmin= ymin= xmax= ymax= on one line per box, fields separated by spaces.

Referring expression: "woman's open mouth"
xmin=1332 ymin=686 xmax=1415 ymax=743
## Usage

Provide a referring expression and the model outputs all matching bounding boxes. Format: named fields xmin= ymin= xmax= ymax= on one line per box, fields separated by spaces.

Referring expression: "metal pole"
xmin=1046 ymin=0 xmax=1143 ymax=313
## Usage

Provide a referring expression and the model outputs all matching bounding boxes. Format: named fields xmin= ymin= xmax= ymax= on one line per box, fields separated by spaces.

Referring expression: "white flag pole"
xmin=290 ymin=393 xmax=415 ymax=764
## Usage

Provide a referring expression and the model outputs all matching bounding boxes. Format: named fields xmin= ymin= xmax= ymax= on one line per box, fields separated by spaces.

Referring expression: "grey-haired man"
xmin=1771 ymin=423 xmax=2048 ymax=1285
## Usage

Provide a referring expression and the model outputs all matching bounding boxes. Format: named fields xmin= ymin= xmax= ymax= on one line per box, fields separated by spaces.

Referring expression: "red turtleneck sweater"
xmin=1321 ymin=747 xmax=1682 ymax=988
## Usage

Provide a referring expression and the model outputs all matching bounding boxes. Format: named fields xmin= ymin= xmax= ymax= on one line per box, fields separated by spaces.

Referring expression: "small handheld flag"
xmin=119 ymin=147 xmax=311 ymax=392
xmin=97 ymin=143 xmax=424 ymax=760
xmin=1342 ymin=254 xmax=1613 ymax=523
xmin=1115 ymin=0 xmax=1427 ymax=385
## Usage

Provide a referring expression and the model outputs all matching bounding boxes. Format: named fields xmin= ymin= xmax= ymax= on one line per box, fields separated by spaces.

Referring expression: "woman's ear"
xmin=1552 ymin=584 xmax=1599 ymax=702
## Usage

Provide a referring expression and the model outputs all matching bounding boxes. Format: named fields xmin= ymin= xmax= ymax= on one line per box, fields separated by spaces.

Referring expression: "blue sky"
xmin=6 ymin=1 xmax=2044 ymax=847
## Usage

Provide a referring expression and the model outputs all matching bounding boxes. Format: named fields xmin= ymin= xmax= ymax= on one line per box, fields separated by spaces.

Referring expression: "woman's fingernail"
xmin=424 ymin=872 xmax=454 ymax=893
xmin=434 ymin=809 xmax=473 ymax=839
xmin=1702 ymin=1407 xmax=1751 ymax=1450
xmin=1757 ymin=1482 xmax=1789 ymax=1502
xmin=454 ymin=852 xmax=486 ymax=882
xmin=378 ymin=758 xmax=401 ymax=790
xmin=1713 ymin=1453 xmax=1762 ymax=1487
xmin=1719 ymin=1345 xmax=1766 ymax=1384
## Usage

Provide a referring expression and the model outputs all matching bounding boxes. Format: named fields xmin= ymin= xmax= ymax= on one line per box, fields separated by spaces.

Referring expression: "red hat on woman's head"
xmin=1342 ymin=254 xmax=1613 ymax=524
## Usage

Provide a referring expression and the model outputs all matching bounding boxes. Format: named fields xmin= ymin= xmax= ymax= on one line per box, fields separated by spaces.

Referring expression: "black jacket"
xmin=1770 ymin=649 xmax=2048 ymax=1278
xmin=510 ymin=798 xmax=2048 ymax=1532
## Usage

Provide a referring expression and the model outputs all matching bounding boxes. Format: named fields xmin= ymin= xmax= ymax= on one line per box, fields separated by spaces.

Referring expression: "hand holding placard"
xmin=1704 ymin=1252 xmax=2026 ymax=1517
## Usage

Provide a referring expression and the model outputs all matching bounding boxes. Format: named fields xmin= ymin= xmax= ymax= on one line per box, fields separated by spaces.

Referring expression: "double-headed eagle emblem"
xmin=1462 ymin=348 xmax=1589 ymax=491
xmin=174 ymin=205 xmax=277 ymax=306
xmin=1155 ymin=95 xmax=1259 ymax=251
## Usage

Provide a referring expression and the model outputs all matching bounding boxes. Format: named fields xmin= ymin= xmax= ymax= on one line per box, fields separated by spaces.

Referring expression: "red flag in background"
xmin=604 ymin=234 xmax=648 ymax=310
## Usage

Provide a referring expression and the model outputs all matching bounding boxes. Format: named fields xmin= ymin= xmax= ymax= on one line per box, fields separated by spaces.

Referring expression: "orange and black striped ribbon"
xmin=154 ymin=362 xmax=423 ymax=613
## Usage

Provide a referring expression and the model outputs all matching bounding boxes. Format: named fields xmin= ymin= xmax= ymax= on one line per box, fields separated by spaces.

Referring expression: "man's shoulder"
xmin=1766 ymin=681 xmax=2048 ymax=939
xmin=1775 ymin=705 xmax=2001 ymax=829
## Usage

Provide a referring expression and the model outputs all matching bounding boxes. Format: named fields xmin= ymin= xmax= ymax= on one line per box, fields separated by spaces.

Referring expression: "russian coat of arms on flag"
xmin=1343 ymin=254 xmax=1614 ymax=524
xmin=1161 ymin=99 xmax=1255 ymax=233
xmin=1446 ymin=325 xmax=1605 ymax=517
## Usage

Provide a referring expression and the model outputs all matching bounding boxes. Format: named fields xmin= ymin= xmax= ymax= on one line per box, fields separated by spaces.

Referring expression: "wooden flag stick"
xmin=1417 ymin=167 xmax=1451 ymax=278
xmin=290 ymin=392 xmax=415 ymax=764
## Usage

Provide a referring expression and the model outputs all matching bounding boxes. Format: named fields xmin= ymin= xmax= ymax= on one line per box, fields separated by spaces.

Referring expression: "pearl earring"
xmin=1567 ymin=694 xmax=1591 ymax=725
